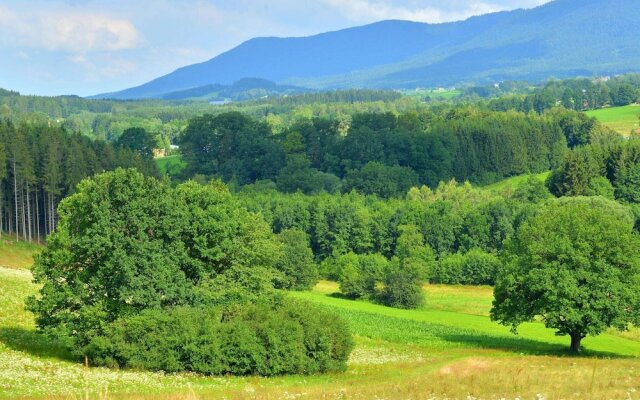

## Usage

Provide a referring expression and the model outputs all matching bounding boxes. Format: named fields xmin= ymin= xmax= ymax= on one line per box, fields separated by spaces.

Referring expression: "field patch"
xmin=482 ymin=172 xmax=550 ymax=192
xmin=156 ymin=154 xmax=187 ymax=177
xmin=587 ymin=104 xmax=640 ymax=136
xmin=0 ymin=236 xmax=41 ymax=269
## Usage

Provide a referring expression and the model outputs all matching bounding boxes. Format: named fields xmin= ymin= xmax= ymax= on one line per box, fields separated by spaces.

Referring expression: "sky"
xmin=0 ymin=0 xmax=551 ymax=97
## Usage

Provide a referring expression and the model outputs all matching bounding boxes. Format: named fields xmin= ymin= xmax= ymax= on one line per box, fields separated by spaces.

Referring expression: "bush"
xmin=381 ymin=267 xmax=424 ymax=309
xmin=336 ymin=253 xmax=388 ymax=299
xmin=432 ymin=249 xmax=501 ymax=285
xmin=275 ymin=229 xmax=318 ymax=290
xmin=85 ymin=299 xmax=353 ymax=376
xmin=393 ymin=224 xmax=435 ymax=282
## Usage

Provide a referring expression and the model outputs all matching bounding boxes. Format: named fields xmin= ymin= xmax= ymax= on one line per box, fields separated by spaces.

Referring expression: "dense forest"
xmin=178 ymin=108 xmax=599 ymax=194
xmin=0 ymin=122 xmax=157 ymax=241
xmin=0 ymin=73 xmax=627 ymax=244
xmin=478 ymin=75 xmax=640 ymax=114
xmin=1 ymin=74 xmax=637 ymax=151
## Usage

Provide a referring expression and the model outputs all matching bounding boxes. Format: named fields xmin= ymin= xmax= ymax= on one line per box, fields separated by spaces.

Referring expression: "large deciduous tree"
xmin=116 ymin=127 xmax=157 ymax=159
xmin=28 ymin=168 xmax=282 ymax=349
xmin=491 ymin=197 xmax=640 ymax=352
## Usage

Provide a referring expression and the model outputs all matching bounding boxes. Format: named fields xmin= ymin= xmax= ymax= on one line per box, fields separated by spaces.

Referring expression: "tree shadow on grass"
xmin=334 ymin=304 xmax=635 ymax=359
xmin=0 ymin=326 xmax=75 ymax=362
xmin=438 ymin=332 xmax=631 ymax=359
xmin=329 ymin=292 xmax=356 ymax=300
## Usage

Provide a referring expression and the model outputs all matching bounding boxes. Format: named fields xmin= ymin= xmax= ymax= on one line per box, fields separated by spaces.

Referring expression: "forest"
xmin=0 ymin=122 xmax=157 ymax=241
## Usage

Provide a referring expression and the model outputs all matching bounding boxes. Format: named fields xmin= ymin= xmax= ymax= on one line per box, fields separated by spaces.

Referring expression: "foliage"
xmin=0 ymin=121 xmax=158 ymax=242
xmin=116 ymin=127 xmax=158 ymax=158
xmin=491 ymin=196 xmax=640 ymax=352
xmin=85 ymin=299 xmax=353 ymax=376
xmin=239 ymin=179 xmax=538 ymax=269
xmin=392 ymin=224 xmax=435 ymax=282
xmin=344 ymin=162 xmax=419 ymax=198
xmin=432 ymin=249 xmax=501 ymax=286
xmin=180 ymin=109 xmax=567 ymax=191
xmin=27 ymin=170 xmax=278 ymax=349
xmin=546 ymin=138 xmax=640 ymax=207
xmin=274 ymin=229 xmax=318 ymax=290
xmin=336 ymin=253 xmax=388 ymax=299
xmin=485 ymin=75 xmax=640 ymax=114
xmin=381 ymin=267 xmax=425 ymax=310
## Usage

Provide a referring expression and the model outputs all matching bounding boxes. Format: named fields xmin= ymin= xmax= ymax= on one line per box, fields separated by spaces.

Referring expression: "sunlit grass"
xmin=0 ymin=235 xmax=41 ymax=269
xmin=1 ymin=264 xmax=639 ymax=398
xmin=156 ymin=154 xmax=186 ymax=177
xmin=291 ymin=285 xmax=640 ymax=357
xmin=482 ymin=171 xmax=550 ymax=192
xmin=587 ymin=104 xmax=640 ymax=136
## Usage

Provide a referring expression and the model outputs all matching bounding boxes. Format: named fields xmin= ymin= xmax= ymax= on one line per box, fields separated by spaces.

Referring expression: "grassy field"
xmin=483 ymin=171 xmax=550 ymax=192
xmin=156 ymin=154 xmax=187 ymax=177
xmin=1 ymin=245 xmax=640 ymax=399
xmin=0 ymin=235 xmax=41 ymax=269
xmin=586 ymin=104 xmax=640 ymax=136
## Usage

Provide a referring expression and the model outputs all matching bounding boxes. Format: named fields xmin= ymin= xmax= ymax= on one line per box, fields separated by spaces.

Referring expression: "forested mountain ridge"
xmin=98 ymin=0 xmax=640 ymax=99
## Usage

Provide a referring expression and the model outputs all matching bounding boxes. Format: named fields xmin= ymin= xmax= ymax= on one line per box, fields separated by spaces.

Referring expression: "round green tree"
xmin=491 ymin=196 xmax=640 ymax=352
xmin=27 ymin=168 xmax=283 ymax=351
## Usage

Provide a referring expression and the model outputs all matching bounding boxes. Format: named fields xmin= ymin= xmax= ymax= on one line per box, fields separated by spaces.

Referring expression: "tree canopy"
xmin=491 ymin=196 xmax=640 ymax=352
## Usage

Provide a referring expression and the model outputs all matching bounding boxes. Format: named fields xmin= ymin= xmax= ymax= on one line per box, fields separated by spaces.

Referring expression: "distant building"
xmin=153 ymin=148 xmax=167 ymax=158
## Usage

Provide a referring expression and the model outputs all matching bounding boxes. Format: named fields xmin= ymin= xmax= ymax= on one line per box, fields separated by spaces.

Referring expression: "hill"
xmin=98 ymin=0 xmax=640 ymax=99
xmin=150 ymin=78 xmax=308 ymax=102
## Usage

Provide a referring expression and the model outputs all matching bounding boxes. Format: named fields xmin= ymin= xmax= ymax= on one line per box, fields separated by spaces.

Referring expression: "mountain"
xmin=97 ymin=0 xmax=640 ymax=100
xmin=160 ymin=78 xmax=309 ymax=101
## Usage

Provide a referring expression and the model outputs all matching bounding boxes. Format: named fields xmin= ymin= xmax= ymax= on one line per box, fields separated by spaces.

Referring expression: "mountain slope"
xmin=98 ymin=0 xmax=640 ymax=99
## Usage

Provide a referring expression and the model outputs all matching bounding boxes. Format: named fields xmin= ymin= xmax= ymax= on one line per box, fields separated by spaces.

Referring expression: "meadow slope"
xmin=0 ymin=245 xmax=639 ymax=399
xmin=586 ymin=104 xmax=640 ymax=136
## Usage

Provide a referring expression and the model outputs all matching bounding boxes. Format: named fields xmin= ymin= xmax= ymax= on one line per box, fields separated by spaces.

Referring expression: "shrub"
xmin=393 ymin=224 xmax=436 ymax=281
xmin=336 ymin=253 xmax=388 ymax=299
xmin=381 ymin=267 xmax=424 ymax=309
xmin=85 ymin=299 xmax=353 ymax=376
xmin=275 ymin=229 xmax=318 ymax=290
xmin=432 ymin=249 xmax=501 ymax=285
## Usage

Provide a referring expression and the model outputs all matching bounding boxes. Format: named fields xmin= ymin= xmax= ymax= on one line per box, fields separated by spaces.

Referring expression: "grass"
xmin=482 ymin=171 xmax=550 ymax=192
xmin=156 ymin=154 xmax=186 ymax=177
xmin=0 ymin=235 xmax=41 ymax=269
xmin=1 ymin=243 xmax=639 ymax=399
xmin=586 ymin=104 xmax=640 ymax=136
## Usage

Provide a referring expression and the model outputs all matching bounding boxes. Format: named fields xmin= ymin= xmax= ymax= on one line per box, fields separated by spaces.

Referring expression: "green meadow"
xmin=482 ymin=172 xmax=550 ymax=192
xmin=586 ymin=104 xmax=640 ymax=136
xmin=1 ymin=243 xmax=639 ymax=400
xmin=156 ymin=154 xmax=187 ymax=177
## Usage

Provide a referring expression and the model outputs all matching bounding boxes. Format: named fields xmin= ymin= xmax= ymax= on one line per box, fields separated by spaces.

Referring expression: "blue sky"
xmin=0 ymin=0 xmax=550 ymax=96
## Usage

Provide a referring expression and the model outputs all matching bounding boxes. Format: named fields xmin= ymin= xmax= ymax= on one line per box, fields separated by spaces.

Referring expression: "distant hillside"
xmin=160 ymin=78 xmax=309 ymax=101
xmin=97 ymin=0 xmax=640 ymax=100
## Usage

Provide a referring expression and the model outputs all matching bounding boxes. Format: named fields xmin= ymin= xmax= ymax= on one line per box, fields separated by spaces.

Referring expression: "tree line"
xmin=179 ymin=109 xmax=572 ymax=196
xmin=482 ymin=75 xmax=640 ymax=115
xmin=0 ymin=122 xmax=158 ymax=242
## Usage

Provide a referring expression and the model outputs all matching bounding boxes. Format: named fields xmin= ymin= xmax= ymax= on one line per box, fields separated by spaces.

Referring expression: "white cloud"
xmin=0 ymin=6 xmax=140 ymax=54
xmin=321 ymin=0 xmax=502 ymax=24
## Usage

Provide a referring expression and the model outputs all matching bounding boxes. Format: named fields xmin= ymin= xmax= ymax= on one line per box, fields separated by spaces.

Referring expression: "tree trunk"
xmin=570 ymin=332 xmax=583 ymax=353
xmin=13 ymin=159 xmax=18 ymax=241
